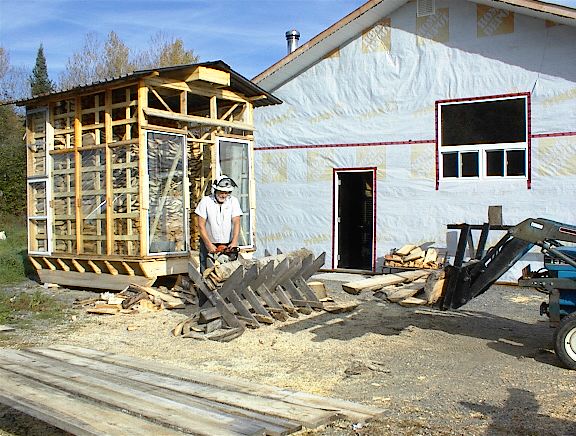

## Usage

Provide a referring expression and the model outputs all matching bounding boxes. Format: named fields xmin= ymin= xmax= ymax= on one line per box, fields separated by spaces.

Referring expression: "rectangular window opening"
xmin=438 ymin=95 xmax=528 ymax=181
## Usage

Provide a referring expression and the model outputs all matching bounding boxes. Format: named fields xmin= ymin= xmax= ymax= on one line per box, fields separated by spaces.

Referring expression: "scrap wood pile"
xmin=77 ymin=248 xmax=356 ymax=342
xmin=384 ymin=244 xmax=443 ymax=269
xmin=75 ymin=283 xmax=194 ymax=315
xmin=342 ymin=269 xmax=447 ymax=307
xmin=174 ymin=248 xmax=332 ymax=341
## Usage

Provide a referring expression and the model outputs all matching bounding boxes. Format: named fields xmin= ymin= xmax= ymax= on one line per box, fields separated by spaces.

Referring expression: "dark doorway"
xmin=336 ymin=170 xmax=374 ymax=270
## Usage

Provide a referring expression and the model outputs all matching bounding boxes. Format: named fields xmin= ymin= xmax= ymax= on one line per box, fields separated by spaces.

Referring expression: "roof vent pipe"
xmin=285 ymin=29 xmax=300 ymax=54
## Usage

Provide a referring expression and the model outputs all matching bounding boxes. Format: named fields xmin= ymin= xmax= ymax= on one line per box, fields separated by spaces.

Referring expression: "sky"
xmin=1 ymin=0 xmax=576 ymax=82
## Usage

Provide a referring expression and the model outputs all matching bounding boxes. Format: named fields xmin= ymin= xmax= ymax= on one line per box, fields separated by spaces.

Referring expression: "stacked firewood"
xmin=384 ymin=244 xmax=442 ymax=269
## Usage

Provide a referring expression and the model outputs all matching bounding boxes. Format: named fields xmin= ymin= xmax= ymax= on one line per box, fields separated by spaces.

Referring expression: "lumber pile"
xmin=342 ymin=269 xmax=447 ymax=306
xmin=384 ymin=244 xmax=443 ymax=269
xmin=76 ymin=284 xmax=192 ymax=315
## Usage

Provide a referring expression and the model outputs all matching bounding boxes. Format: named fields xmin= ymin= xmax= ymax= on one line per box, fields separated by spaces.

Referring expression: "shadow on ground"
xmin=278 ymin=300 xmax=561 ymax=367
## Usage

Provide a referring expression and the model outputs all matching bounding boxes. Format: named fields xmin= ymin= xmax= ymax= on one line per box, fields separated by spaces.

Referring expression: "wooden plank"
xmin=301 ymin=252 xmax=326 ymax=280
xmin=342 ymin=270 xmax=431 ymax=294
xmin=188 ymin=262 xmax=242 ymax=328
xmin=21 ymin=348 xmax=326 ymax=429
xmin=292 ymin=276 xmax=324 ymax=309
xmin=0 ymin=367 xmax=186 ymax=436
xmin=274 ymin=286 xmax=298 ymax=316
xmin=0 ymin=351 xmax=263 ymax=436
xmin=52 ymin=345 xmax=385 ymax=423
xmin=242 ymin=286 xmax=272 ymax=318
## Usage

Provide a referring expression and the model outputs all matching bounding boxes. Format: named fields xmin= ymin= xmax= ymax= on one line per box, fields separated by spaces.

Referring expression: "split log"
xmin=383 ymin=277 xmax=427 ymax=303
xmin=307 ymin=281 xmax=328 ymax=299
xmin=342 ymin=270 xmax=430 ymax=295
xmin=423 ymin=269 xmax=447 ymax=304
xmin=395 ymin=244 xmax=417 ymax=256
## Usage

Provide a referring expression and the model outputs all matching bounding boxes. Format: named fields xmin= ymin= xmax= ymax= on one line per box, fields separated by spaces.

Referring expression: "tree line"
xmin=0 ymin=31 xmax=198 ymax=218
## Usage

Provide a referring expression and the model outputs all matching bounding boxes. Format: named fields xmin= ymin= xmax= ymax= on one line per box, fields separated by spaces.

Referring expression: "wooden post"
xmin=105 ymin=89 xmax=113 ymax=255
xmin=74 ymin=96 xmax=83 ymax=254
xmin=137 ymin=80 xmax=148 ymax=257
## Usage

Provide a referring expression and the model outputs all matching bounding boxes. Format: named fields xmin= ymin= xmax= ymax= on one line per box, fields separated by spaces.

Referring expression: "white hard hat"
xmin=213 ymin=175 xmax=237 ymax=192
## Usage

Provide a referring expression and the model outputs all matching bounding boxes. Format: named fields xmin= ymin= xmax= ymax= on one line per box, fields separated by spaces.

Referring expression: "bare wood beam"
xmin=137 ymin=79 xmax=149 ymax=257
xmin=74 ymin=96 xmax=83 ymax=254
xmin=221 ymin=104 xmax=239 ymax=122
xmin=143 ymin=107 xmax=254 ymax=131
xmin=149 ymin=87 xmax=173 ymax=112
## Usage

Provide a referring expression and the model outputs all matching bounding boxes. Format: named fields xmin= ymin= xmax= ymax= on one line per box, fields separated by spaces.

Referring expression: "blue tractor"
xmin=438 ymin=218 xmax=576 ymax=369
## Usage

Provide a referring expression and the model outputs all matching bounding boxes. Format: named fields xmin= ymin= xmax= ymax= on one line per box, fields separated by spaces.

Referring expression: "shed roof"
xmin=253 ymin=0 xmax=576 ymax=91
xmin=15 ymin=60 xmax=282 ymax=107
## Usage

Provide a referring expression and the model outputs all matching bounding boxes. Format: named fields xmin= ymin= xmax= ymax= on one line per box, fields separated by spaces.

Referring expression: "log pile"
xmin=384 ymin=244 xmax=443 ymax=269
xmin=342 ymin=269 xmax=447 ymax=306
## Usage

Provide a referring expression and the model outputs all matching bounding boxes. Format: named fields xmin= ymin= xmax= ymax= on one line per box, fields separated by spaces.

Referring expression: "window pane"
xmin=506 ymin=149 xmax=526 ymax=176
xmin=441 ymin=98 xmax=526 ymax=146
xmin=442 ymin=152 xmax=458 ymax=178
xmin=461 ymin=152 xmax=479 ymax=177
xmin=219 ymin=140 xmax=251 ymax=246
xmin=29 ymin=219 xmax=48 ymax=252
xmin=486 ymin=150 xmax=504 ymax=176
xmin=148 ymin=132 xmax=186 ymax=253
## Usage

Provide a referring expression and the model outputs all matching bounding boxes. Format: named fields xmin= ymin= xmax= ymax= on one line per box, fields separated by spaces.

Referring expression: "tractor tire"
xmin=554 ymin=312 xmax=576 ymax=370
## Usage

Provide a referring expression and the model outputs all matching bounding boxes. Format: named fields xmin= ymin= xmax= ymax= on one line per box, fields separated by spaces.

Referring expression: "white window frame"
xmin=144 ymin=130 xmax=189 ymax=256
xmin=438 ymin=96 xmax=528 ymax=182
xmin=215 ymin=137 xmax=254 ymax=249
xmin=26 ymin=107 xmax=52 ymax=255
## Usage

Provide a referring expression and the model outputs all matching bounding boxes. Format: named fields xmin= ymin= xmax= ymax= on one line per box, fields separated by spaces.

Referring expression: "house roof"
xmin=14 ymin=60 xmax=282 ymax=107
xmin=253 ymin=0 xmax=576 ymax=91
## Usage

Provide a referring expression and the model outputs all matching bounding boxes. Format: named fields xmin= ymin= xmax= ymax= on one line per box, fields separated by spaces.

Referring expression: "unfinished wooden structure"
xmin=0 ymin=345 xmax=385 ymax=435
xmin=19 ymin=61 xmax=281 ymax=290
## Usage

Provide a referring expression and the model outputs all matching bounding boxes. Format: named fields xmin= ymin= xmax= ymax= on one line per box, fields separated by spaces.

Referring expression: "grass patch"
xmin=0 ymin=213 xmax=32 ymax=284
xmin=0 ymin=290 xmax=66 ymax=327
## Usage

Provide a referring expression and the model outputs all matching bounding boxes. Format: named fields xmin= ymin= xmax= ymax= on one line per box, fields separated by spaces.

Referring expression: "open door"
xmin=334 ymin=168 xmax=376 ymax=270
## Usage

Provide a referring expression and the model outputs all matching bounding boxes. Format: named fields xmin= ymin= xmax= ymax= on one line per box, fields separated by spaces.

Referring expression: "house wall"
xmin=253 ymin=0 xmax=576 ymax=280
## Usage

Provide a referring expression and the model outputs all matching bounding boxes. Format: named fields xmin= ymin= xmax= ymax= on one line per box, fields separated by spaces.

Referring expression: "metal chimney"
xmin=285 ymin=29 xmax=300 ymax=54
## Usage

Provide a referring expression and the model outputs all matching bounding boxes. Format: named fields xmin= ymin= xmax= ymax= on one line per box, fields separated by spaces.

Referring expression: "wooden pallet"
xmin=0 ymin=345 xmax=385 ymax=435
xmin=187 ymin=251 xmax=327 ymax=332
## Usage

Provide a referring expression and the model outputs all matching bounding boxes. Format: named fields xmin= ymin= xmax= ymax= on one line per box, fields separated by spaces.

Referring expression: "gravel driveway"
xmin=0 ymin=274 xmax=575 ymax=435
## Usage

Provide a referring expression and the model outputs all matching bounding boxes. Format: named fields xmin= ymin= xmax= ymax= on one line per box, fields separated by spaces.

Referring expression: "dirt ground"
xmin=1 ymin=273 xmax=575 ymax=436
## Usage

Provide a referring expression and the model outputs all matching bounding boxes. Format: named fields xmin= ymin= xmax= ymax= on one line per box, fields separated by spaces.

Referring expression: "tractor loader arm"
xmin=438 ymin=218 xmax=576 ymax=310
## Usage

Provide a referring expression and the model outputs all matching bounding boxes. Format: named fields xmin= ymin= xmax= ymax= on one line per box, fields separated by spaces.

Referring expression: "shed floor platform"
xmin=0 ymin=345 xmax=384 ymax=435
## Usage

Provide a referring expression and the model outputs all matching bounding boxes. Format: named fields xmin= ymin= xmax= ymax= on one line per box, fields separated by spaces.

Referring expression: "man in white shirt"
xmin=194 ymin=175 xmax=243 ymax=273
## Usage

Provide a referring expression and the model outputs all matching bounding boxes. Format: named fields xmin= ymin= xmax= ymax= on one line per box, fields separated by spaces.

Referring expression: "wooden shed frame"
xmin=19 ymin=61 xmax=281 ymax=290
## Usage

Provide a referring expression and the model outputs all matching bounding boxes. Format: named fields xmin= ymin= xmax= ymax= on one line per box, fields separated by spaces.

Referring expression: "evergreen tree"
xmin=30 ymin=44 xmax=54 ymax=96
